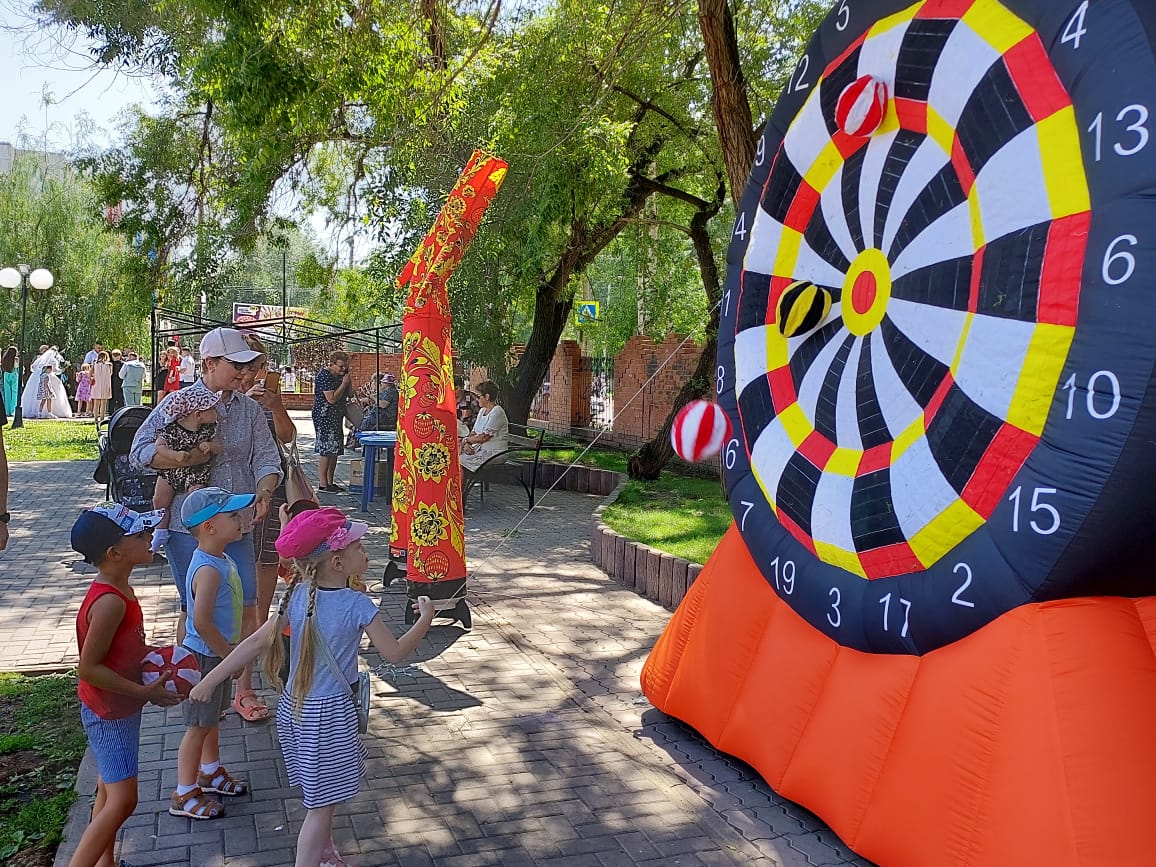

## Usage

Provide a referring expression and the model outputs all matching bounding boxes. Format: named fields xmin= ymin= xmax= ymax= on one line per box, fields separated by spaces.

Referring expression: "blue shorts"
xmin=80 ymin=704 xmax=141 ymax=784
xmin=167 ymin=530 xmax=258 ymax=608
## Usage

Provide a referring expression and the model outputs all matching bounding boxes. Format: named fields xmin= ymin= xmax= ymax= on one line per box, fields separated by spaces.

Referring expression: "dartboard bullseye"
xmin=718 ymin=0 xmax=1156 ymax=653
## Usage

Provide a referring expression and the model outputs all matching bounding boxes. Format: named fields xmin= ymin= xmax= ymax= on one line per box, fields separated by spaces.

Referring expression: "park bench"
xmin=463 ymin=424 xmax=545 ymax=511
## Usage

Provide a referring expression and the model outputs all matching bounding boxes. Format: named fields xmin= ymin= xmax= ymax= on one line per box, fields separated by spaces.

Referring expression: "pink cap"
xmin=275 ymin=507 xmax=368 ymax=559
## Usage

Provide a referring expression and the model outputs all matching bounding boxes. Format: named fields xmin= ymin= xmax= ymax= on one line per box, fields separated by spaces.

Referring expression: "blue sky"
xmin=0 ymin=5 xmax=159 ymax=149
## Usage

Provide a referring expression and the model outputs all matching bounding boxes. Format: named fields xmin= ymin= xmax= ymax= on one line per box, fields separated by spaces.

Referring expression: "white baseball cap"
xmin=199 ymin=327 xmax=262 ymax=362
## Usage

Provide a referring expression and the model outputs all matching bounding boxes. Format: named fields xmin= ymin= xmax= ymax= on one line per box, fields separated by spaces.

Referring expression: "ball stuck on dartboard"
xmin=777 ymin=280 xmax=832 ymax=338
xmin=835 ymin=75 xmax=888 ymax=137
xmin=671 ymin=400 xmax=732 ymax=462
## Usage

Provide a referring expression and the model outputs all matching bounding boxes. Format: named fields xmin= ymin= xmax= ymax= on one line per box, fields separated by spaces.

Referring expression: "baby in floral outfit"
xmin=151 ymin=388 xmax=223 ymax=551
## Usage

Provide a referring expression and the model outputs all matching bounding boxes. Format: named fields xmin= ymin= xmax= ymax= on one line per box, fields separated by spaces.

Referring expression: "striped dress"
xmin=278 ymin=585 xmax=380 ymax=808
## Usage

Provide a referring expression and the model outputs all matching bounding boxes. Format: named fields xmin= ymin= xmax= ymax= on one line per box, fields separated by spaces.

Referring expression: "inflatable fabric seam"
xmin=1132 ymin=598 xmax=1156 ymax=661
xmin=773 ymin=627 xmax=842 ymax=794
xmin=716 ymin=576 xmax=782 ymax=773
xmin=956 ymin=611 xmax=1028 ymax=867
xmin=845 ymin=657 xmax=920 ymax=848
xmin=1040 ymin=608 xmax=1088 ymax=866
xmin=639 ymin=551 xmax=710 ymax=704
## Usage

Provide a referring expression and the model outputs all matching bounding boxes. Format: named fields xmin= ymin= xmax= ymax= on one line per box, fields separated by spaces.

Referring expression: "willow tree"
xmin=0 ymin=153 xmax=150 ymax=357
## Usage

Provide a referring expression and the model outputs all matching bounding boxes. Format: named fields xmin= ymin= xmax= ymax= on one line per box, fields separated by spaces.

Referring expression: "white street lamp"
xmin=1 ymin=263 xmax=54 ymax=427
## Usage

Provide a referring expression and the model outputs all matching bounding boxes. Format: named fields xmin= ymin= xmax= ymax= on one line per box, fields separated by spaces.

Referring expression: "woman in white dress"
xmin=459 ymin=380 xmax=509 ymax=473
xmin=20 ymin=345 xmax=73 ymax=419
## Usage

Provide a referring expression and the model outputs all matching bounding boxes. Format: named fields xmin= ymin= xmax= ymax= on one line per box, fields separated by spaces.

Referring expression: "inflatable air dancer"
xmin=387 ymin=150 xmax=508 ymax=628
xmin=642 ymin=1 xmax=1156 ymax=865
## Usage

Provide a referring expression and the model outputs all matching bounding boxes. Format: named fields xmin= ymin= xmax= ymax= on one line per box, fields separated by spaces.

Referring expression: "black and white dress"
xmin=277 ymin=585 xmax=379 ymax=809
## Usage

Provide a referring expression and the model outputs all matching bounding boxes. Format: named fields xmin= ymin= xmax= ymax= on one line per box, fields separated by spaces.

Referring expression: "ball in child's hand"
xmin=671 ymin=400 xmax=732 ymax=463
xmin=141 ymin=645 xmax=201 ymax=697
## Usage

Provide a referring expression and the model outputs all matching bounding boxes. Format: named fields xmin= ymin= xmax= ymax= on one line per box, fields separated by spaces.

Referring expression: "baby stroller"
xmin=94 ymin=406 xmax=158 ymax=511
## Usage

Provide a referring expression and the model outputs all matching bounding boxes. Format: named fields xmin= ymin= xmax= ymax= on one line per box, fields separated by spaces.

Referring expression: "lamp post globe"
xmin=28 ymin=269 xmax=53 ymax=291
xmin=0 ymin=268 xmax=19 ymax=290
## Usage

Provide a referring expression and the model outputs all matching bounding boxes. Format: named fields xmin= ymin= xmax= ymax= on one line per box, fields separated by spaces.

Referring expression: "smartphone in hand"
xmin=263 ymin=370 xmax=281 ymax=393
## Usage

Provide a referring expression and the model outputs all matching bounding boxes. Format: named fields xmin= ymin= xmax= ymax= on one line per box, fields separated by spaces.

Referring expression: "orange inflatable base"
xmin=641 ymin=525 xmax=1156 ymax=867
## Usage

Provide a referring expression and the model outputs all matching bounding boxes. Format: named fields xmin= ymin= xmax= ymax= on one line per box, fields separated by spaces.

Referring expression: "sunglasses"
xmin=223 ymin=359 xmax=257 ymax=372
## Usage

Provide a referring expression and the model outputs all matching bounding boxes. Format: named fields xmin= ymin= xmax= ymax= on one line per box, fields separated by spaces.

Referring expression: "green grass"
xmin=536 ymin=439 xmax=728 ymax=563
xmin=0 ymin=673 xmax=86 ymax=864
xmin=601 ymin=474 xmax=730 ymax=566
xmin=538 ymin=445 xmax=628 ymax=473
xmin=4 ymin=421 xmax=98 ymax=462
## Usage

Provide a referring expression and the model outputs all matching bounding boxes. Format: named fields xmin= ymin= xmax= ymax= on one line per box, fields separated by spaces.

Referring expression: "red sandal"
xmin=231 ymin=688 xmax=270 ymax=722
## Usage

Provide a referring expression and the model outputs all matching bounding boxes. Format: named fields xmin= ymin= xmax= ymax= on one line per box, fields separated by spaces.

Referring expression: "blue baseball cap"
xmin=71 ymin=503 xmax=165 ymax=564
xmin=181 ymin=487 xmax=255 ymax=528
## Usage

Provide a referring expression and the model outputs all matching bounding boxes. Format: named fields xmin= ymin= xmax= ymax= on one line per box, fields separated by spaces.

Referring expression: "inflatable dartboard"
xmin=716 ymin=0 xmax=1156 ymax=654
xmin=643 ymin=2 xmax=1156 ymax=865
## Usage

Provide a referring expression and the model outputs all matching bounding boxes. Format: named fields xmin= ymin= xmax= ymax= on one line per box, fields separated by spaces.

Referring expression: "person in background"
xmin=61 ymin=363 xmax=79 ymax=414
xmin=110 ymin=350 xmax=125 ymax=414
xmin=456 ymin=376 xmax=481 ymax=438
xmin=1 ymin=347 xmax=17 ymax=420
xmin=459 ymin=380 xmax=509 ymax=475
xmin=163 ymin=347 xmax=181 ymax=397
xmin=344 ymin=373 xmax=380 ymax=448
xmin=179 ymin=347 xmax=196 ymax=388
xmin=281 ymin=366 xmax=296 ymax=393
xmin=238 ymin=332 xmax=297 ymax=720
xmin=0 ymin=383 xmax=9 ymax=551
xmin=91 ymin=351 xmax=113 ymax=425
xmin=76 ymin=363 xmax=93 ymax=417
xmin=38 ymin=360 xmax=58 ymax=419
xmin=312 ymin=351 xmax=353 ymax=493
xmin=83 ymin=342 xmax=103 ymax=367
xmin=119 ymin=350 xmax=147 ymax=406
xmin=360 ymin=373 xmax=399 ymax=433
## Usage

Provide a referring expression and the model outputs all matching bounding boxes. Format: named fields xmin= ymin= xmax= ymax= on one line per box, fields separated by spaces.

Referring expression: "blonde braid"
xmin=289 ymin=559 xmax=321 ymax=718
xmin=262 ymin=572 xmax=303 ymax=691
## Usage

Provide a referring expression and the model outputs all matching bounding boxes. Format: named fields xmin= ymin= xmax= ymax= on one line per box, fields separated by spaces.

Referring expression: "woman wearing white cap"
xmin=130 ymin=327 xmax=283 ymax=723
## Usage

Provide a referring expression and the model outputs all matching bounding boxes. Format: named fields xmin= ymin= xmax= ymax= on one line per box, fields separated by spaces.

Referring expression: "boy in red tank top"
xmin=70 ymin=503 xmax=183 ymax=867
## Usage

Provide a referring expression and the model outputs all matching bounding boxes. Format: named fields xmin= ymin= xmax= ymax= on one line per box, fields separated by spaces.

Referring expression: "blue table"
xmin=356 ymin=432 xmax=397 ymax=513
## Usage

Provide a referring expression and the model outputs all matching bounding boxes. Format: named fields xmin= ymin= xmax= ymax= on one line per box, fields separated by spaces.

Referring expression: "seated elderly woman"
xmin=459 ymin=380 xmax=509 ymax=474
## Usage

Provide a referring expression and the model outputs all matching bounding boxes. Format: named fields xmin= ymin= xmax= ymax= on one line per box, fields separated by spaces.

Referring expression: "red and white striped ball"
xmin=671 ymin=400 xmax=732 ymax=463
xmin=836 ymin=75 xmax=888 ymax=137
xmin=141 ymin=645 xmax=201 ymax=697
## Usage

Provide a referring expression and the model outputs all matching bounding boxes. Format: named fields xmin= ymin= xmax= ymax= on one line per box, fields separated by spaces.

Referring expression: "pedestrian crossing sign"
xmin=576 ymin=301 xmax=601 ymax=324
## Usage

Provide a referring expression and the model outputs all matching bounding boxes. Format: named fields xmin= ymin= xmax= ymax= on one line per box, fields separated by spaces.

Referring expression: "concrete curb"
xmin=583 ymin=465 xmax=705 ymax=611
xmin=52 ymin=748 xmax=98 ymax=867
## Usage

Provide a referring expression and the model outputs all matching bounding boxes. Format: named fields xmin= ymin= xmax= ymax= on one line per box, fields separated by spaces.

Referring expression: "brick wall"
xmin=612 ymin=334 xmax=703 ymax=442
xmin=549 ymin=341 xmax=583 ymax=427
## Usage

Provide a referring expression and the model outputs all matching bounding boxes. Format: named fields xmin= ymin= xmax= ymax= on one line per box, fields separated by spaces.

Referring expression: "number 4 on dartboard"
xmin=1062 ymin=1 xmax=1088 ymax=50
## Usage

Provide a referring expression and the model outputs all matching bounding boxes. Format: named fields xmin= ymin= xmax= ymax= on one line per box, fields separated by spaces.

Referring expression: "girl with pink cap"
xmin=189 ymin=507 xmax=434 ymax=867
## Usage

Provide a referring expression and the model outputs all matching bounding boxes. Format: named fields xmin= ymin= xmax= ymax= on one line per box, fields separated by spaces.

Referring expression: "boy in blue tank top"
xmin=169 ymin=487 xmax=254 ymax=821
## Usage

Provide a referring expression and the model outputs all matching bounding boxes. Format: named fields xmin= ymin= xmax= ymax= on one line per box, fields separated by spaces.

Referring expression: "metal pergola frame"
xmin=150 ymin=307 xmax=404 ymax=412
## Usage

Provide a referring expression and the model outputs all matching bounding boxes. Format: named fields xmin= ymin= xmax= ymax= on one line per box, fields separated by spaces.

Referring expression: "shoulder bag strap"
xmin=310 ymin=621 xmax=358 ymax=703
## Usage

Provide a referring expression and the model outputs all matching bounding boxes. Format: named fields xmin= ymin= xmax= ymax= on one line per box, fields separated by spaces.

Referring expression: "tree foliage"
xmin=0 ymin=154 xmax=150 ymax=361
xmin=40 ymin=0 xmax=827 ymax=453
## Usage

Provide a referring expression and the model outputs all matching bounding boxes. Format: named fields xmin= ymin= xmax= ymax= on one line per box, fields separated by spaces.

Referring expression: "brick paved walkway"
xmin=3 ymin=417 xmax=869 ymax=866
